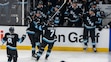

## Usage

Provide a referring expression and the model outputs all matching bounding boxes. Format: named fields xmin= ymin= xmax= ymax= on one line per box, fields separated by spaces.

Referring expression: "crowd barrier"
xmin=0 ymin=26 xmax=110 ymax=52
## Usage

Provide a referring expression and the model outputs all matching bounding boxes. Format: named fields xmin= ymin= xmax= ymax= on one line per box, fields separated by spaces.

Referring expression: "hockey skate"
xmin=35 ymin=59 xmax=38 ymax=62
xmin=83 ymin=45 xmax=88 ymax=51
xmin=35 ymin=56 xmax=40 ymax=62
xmin=45 ymin=56 xmax=48 ymax=60
xmin=93 ymin=48 xmax=97 ymax=52
xmin=32 ymin=53 xmax=37 ymax=58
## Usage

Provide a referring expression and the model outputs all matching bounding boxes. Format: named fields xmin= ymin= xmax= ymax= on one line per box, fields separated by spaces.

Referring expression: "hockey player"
xmin=82 ymin=9 xmax=99 ymax=52
xmin=34 ymin=0 xmax=47 ymax=19
xmin=26 ymin=10 xmax=44 ymax=58
xmin=26 ymin=18 xmax=37 ymax=57
xmin=1 ymin=27 xmax=26 ymax=62
xmin=35 ymin=21 xmax=57 ymax=61
xmin=25 ymin=11 xmax=35 ymax=25
xmin=89 ymin=2 xmax=103 ymax=27
xmin=47 ymin=5 xmax=61 ymax=26
xmin=30 ymin=0 xmax=45 ymax=11
xmin=65 ymin=2 xmax=83 ymax=27
xmin=81 ymin=0 xmax=91 ymax=13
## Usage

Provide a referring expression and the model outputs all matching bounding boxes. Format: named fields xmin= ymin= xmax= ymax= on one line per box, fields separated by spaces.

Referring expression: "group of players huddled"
xmin=25 ymin=0 xmax=106 ymax=62
xmin=25 ymin=0 xmax=107 ymax=61
xmin=26 ymin=1 xmax=58 ymax=61
xmin=1 ymin=0 xmax=109 ymax=62
xmin=26 ymin=6 xmax=57 ymax=62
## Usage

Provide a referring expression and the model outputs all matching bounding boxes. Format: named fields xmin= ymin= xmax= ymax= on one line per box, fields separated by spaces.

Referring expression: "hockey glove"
xmin=98 ymin=26 xmax=103 ymax=31
xmin=21 ymin=34 xmax=26 ymax=41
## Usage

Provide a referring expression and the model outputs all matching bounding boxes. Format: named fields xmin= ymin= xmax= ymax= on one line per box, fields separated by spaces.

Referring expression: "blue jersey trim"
xmin=18 ymin=38 xmax=22 ymax=43
xmin=7 ymin=45 xmax=17 ymax=50
xmin=1 ymin=39 xmax=6 ymax=44
xmin=109 ymin=29 xmax=111 ymax=51
xmin=42 ymin=37 xmax=54 ymax=43
xmin=84 ymin=24 xmax=96 ymax=29
xmin=26 ymin=30 xmax=35 ymax=34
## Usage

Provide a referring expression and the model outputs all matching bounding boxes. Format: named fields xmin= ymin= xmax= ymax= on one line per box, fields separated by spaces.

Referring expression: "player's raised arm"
xmin=18 ymin=34 xmax=26 ymax=43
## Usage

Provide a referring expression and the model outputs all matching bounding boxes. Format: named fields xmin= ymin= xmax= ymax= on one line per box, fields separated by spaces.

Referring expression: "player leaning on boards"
xmin=1 ymin=27 xmax=26 ymax=62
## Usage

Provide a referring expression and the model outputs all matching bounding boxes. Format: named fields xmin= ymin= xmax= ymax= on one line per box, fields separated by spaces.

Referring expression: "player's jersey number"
xmin=50 ymin=30 xmax=55 ymax=37
xmin=7 ymin=38 xmax=13 ymax=44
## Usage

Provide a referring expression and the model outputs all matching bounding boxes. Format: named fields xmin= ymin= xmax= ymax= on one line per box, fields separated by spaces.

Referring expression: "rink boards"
xmin=0 ymin=26 xmax=110 ymax=52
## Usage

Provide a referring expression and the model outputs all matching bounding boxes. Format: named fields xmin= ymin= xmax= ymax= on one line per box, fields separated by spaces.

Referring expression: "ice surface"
xmin=0 ymin=50 xmax=109 ymax=62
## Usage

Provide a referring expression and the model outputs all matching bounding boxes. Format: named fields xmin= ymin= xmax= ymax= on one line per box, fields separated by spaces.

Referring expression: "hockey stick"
xmin=50 ymin=0 xmax=67 ymax=21
xmin=106 ymin=12 xmax=111 ymax=16
xmin=103 ymin=12 xmax=111 ymax=19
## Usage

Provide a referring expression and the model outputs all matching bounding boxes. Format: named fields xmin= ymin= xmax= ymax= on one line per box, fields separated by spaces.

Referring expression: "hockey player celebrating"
xmin=26 ymin=10 xmax=44 ymax=58
xmin=89 ymin=2 xmax=103 ymax=27
xmin=47 ymin=5 xmax=61 ymax=26
xmin=65 ymin=2 xmax=83 ymax=27
xmin=25 ymin=11 xmax=35 ymax=25
xmin=35 ymin=21 xmax=57 ymax=61
xmin=1 ymin=27 xmax=26 ymax=62
xmin=82 ymin=9 xmax=101 ymax=52
xmin=34 ymin=0 xmax=47 ymax=19
xmin=26 ymin=16 xmax=38 ymax=57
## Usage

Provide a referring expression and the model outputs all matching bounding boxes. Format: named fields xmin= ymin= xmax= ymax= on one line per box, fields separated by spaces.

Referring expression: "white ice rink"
xmin=0 ymin=50 xmax=110 ymax=62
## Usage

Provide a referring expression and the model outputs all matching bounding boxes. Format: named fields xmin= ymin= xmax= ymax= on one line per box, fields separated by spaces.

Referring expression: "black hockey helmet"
xmin=38 ymin=0 xmax=43 ymax=5
xmin=9 ymin=27 xmax=14 ymax=33
xmin=90 ymin=1 xmax=97 ymax=7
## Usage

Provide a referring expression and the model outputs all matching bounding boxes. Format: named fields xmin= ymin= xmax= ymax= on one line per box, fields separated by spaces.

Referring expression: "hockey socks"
xmin=32 ymin=47 xmax=36 ymax=57
xmin=83 ymin=40 xmax=88 ymax=51
xmin=36 ymin=48 xmax=44 ymax=61
xmin=92 ymin=42 xmax=97 ymax=52
xmin=45 ymin=49 xmax=51 ymax=60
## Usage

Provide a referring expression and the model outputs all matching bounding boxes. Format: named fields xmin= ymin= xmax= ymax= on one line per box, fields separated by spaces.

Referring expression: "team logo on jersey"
xmin=0 ymin=30 xmax=4 ymax=41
